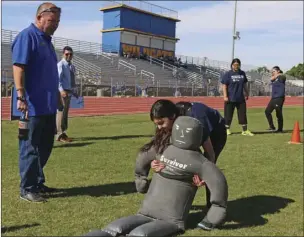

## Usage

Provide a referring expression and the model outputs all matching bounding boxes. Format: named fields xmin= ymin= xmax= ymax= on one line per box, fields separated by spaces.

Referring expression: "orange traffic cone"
xmin=288 ymin=121 xmax=302 ymax=144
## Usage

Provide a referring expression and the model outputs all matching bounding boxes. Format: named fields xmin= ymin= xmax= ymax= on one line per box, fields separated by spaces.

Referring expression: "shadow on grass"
xmin=46 ymin=181 xmax=137 ymax=198
xmin=72 ymin=135 xmax=153 ymax=141
xmin=1 ymin=223 xmax=40 ymax=234
xmin=187 ymin=195 xmax=295 ymax=230
xmin=253 ymin=129 xmax=304 ymax=135
xmin=53 ymin=142 xmax=94 ymax=148
xmin=227 ymin=129 xmax=303 ymax=136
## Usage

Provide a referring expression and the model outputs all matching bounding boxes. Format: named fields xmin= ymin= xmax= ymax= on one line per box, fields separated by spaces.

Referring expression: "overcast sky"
xmin=2 ymin=1 xmax=303 ymax=71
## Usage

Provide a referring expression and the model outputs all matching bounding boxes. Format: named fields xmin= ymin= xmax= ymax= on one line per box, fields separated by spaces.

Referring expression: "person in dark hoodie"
xmin=265 ymin=66 xmax=286 ymax=132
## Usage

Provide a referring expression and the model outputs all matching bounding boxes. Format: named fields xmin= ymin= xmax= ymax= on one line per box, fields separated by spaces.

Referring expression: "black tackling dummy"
xmin=84 ymin=116 xmax=228 ymax=236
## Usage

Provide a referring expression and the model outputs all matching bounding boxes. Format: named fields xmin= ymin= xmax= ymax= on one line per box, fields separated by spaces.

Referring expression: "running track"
xmin=1 ymin=96 xmax=303 ymax=121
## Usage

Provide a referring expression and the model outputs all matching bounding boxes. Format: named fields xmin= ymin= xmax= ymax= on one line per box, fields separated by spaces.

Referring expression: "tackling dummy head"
xmin=171 ymin=116 xmax=203 ymax=150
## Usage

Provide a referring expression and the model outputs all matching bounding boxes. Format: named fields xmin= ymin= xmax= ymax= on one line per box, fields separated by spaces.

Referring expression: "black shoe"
xmin=38 ymin=184 xmax=58 ymax=193
xmin=275 ymin=129 xmax=283 ymax=133
xmin=20 ymin=192 xmax=46 ymax=203
xmin=197 ymin=220 xmax=215 ymax=231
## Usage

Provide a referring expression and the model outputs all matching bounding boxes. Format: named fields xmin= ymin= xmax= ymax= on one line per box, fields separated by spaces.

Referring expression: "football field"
xmin=1 ymin=107 xmax=303 ymax=236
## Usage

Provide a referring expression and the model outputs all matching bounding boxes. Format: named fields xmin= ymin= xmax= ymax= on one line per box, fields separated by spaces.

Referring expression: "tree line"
xmin=249 ymin=63 xmax=303 ymax=80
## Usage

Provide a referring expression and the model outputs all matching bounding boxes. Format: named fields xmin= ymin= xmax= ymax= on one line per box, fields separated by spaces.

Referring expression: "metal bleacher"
xmin=2 ymin=29 xmax=302 ymax=97
xmin=1 ymin=29 xmax=160 ymax=96
xmin=123 ymin=55 xmax=205 ymax=90
xmin=1 ymin=29 xmax=204 ymax=96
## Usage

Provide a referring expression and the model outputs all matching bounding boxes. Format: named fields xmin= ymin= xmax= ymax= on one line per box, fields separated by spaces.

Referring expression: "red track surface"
xmin=1 ymin=96 xmax=303 ymax=120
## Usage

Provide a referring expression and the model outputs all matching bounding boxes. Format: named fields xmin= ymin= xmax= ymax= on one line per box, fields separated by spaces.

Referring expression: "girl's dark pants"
xmin=204 ymin=120 xmax=227 ymax=208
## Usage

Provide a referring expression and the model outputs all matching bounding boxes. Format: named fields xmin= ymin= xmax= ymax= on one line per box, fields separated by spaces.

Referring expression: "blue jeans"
xmin=19 ymin=114 xmax=56 ymax=195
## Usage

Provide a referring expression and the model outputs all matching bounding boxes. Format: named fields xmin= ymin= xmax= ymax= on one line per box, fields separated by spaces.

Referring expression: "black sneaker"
xmin=20 ymin=192 xmax=46 ymax=203
xmin=275 ymin=129 xmax=283 ymax=133
xmin=197 ymin=220 xmax=215 ymax=231
xmin=38 ymin=184 xmax=58 ymax=193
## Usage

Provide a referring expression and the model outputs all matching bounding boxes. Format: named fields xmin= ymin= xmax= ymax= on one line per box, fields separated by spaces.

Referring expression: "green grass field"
xmin=1 ymin=107 xmax=303 ymax=236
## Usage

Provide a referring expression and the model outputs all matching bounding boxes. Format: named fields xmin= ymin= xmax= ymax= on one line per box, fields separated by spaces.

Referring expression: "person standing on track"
xmin=265 ymin=66 xmax=286 ymax=132
xmin=221 ymin=58 xmax=254 ymax=136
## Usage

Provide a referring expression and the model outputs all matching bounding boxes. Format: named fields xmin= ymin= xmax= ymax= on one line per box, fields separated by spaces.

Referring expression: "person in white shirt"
xmin=56 ymin=46 xmax=77 ymax=142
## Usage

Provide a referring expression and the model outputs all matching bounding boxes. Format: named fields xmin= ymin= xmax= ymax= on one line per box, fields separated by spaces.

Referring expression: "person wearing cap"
xmin=221 ymin=58 xmax=254 ymax=136
xmin=265 ymin=66 xmax=286 ymax=132
xmin=11 ymin=2 xmax=61 ymax=203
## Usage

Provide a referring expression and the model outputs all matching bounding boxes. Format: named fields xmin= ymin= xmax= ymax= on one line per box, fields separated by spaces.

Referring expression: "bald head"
xmin=35 ymin=2 xmax=61 ymax=36
xmin=36 ymin=2 xmax=59 ymax=16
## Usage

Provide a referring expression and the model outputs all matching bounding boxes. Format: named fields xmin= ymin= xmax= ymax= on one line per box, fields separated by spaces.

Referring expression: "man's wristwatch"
xmin=17 ymin=96 xmax=26 ymax=102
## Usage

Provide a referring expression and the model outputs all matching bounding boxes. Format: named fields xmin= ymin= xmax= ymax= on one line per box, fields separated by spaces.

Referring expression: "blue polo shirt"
xmin=271 ymin=75 xmax=286 ymax=99
xmin=12 ymin=23 xmax=59 ymax=116
xmin=221 ymin=69 xmax=248 ymax=102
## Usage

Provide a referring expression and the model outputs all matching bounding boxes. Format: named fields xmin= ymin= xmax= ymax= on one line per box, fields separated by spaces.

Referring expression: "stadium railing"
xmin=103 ymin=0 xmax=179 ymax=19
xmin=2 ymin=29 xmax=302 ymax=97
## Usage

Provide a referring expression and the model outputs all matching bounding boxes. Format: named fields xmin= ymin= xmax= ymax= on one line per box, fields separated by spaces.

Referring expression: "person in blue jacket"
xmin=221 ymin=58 xmax=254 ymax=136
xmin=265 ymin=66 xmax=286 ymax=132
xmin=175 ymin=101 xmax=227 ymax=162
xmin=175 ymin=101 xmax=227 ymax=208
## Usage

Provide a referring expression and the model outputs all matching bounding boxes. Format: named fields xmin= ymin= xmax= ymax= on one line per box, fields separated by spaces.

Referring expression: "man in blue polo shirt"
xmin=12 ymin=2 xmax=61 ymax=202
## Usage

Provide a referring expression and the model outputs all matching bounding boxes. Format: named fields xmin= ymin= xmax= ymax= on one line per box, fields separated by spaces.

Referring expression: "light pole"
xmin=231 ymin=0 xmax=240 ymax=61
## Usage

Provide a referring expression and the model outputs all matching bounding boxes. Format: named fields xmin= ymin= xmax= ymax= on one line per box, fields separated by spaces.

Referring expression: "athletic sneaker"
xmin=20 ymin=192 xmax=46 ymax=203
xmin=267 ymin=127 xmax=276 ymax=132
xmin=226 ymin=129 xmax=232 ymax=135
xmin=197 ymin=220 xmax=215 ymax=231
xmin=241 ymin=130 xmax=254 ymax=136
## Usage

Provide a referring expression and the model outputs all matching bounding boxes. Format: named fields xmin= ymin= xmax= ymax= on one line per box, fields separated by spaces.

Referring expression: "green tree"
xmin=286 ymin=63 xmax=304 ymax=80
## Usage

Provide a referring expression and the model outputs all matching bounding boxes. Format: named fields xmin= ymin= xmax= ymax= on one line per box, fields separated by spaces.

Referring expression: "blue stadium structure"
xmin=100 ymin=1 xmax=179 ymax=59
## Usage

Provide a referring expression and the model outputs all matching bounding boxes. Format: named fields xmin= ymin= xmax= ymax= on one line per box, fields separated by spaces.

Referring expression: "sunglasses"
xmin=65 ymin=53 xmax=73 ymax=56
xmin=39 ymin=7 xmax=61 ymax=15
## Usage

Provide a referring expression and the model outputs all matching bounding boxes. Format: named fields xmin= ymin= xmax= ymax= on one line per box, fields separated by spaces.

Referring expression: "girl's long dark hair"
xmin=140 ymin=127 xmax=171 ymax=154
xmin=140 ymin=99 xmax=179 ymax=154
xmin=149 ymin=99 xmax=179 ymax=121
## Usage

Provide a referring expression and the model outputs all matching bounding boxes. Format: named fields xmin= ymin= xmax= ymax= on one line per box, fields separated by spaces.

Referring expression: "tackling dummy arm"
xmin=197 ymin=159 xmax=228 ymax=227
xmin=134 ymin=147 xmax=157 ymax=193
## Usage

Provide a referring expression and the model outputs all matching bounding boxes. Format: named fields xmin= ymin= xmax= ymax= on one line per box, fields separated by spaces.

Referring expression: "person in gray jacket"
xmin=84 ymin=116 xmax=228 ymax=236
